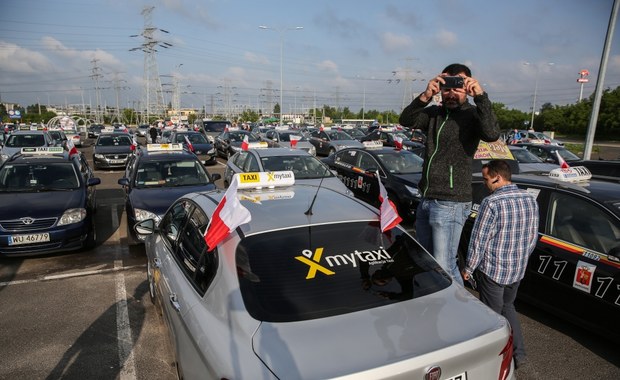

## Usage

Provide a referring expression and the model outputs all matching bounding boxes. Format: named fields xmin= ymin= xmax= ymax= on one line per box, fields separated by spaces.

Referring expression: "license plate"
xmin=446 ymin=372 xmax=467 ymax=380
xmin=9 ymin=233 xmax=51 ymax=246
xmin=110 ymin=159 xmax=125 ymax=164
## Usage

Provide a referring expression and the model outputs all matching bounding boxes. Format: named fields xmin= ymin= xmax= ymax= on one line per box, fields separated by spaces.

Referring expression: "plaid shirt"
xmin=465 ymin=184 xmax=539 ymax=285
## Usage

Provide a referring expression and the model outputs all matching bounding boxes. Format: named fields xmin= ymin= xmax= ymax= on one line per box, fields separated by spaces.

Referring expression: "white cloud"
xmin=380 ymin=32 xmax=413 ymax=53
xmin=434 ymin=29 xmax=458 ymax=48
xmin=0 ymin=41 xmax=54 ymax=74
xmin=244 ymin=52 xmax=270 ymax=65
xmin=316 ymin=60 xmax=339 ymax=73
xmin=41 ymin=37 xmax=122 ymax=70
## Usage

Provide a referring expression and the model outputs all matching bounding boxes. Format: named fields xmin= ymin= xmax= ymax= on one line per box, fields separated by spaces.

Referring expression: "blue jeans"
xmin=415 ymin=198 xmax=470 ymax=286
xmin=476 ymin=272 xmax=526 ymax=363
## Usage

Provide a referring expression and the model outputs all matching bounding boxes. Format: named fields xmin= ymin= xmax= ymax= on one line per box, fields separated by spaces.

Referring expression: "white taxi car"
xmin=136 ymin=173 xmax=515 ymax=380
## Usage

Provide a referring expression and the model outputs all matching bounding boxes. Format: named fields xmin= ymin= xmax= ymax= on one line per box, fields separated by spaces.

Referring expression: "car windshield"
xmin=97 ymin=135 xmax=132 ymax=146
xmin=377 ymin=152 xmax=424 ymax=174
xmin=237 ymin=222 xmax=450 ymax=322
xmin=511 ymin=148 xmax=544 ymax=163
xmin=346 ymin=129 xmax=366 ymax=138
xmin=5 ymin=134 xmax=45 ymax=147
xmin=134 ymin=159 xmax=210 ymax=188
xmin=260 ymin=155 xmax=334 ymax=179
xmin=327 ymin=130 xmax=354 ymax=141
xmin=0 ymin=162 xmax=79 ymax=192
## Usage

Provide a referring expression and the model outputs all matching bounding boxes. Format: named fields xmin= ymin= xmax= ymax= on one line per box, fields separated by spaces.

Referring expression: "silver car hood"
xmin=253 ymin=285 xmax=510 ymax=379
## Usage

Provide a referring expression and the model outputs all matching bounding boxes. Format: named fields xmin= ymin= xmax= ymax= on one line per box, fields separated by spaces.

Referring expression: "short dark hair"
xmin=442 ymin=63 xmax=472 ymax=77
xmin=482 ymin=159 xmax=512 ymax=181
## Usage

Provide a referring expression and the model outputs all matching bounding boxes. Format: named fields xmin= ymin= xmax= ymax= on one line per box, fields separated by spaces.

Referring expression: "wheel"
xmin=83 ymin=220 xmax=96 ymax=250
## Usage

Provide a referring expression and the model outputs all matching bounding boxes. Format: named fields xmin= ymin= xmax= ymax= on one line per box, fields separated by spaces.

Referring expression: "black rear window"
xmin=237 ymin=222 xmax=450 ymax=322
xmin=203 ymin=122 xmax=230 ymax=132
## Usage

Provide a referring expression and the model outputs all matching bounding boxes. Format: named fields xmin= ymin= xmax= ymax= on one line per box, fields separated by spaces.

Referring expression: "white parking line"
xmin=115 ymin=259 xmax=137 ymax=380
xmin=0 ymin=264 xmax=145 ymax=287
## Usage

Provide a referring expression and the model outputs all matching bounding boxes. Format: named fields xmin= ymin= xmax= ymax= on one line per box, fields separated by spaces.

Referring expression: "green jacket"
xmin=399 ymin=93 xmax=499 ymax=202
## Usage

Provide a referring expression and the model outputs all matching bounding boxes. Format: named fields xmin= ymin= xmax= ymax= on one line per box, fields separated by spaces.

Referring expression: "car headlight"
xmin=208 ymin=148 xmax=216 ymax=154
xmin=405 ymin=185 xmax=421 ymax=198
xmin=57 ymin=208 xmax=87 ymax=226
xmin=134 ymin=208 xmax=161 ymax=223
xmin=94 ymin=154 xmax=105 ymax=159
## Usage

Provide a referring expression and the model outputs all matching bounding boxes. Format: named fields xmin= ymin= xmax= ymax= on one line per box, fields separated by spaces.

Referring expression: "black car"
xmin=213 ymin=129 xmax=275 ymax=159
xmin=88 ymin=124 xmax=105 ymax=138
xmin=0 ymin=147 xmax=101 ymax=256
xmin=513 ymin=143 xmax=581 ymax=165
xmin=308 ymin=128 xmax=364 ymax=156
xmin=117 ymin=143 xmax=220 ymax=243
xmin=359 ymin=128 xmax=425 ymax=154
xmin=459 ymin=167 xmax=620 ymax=342
xmin=93 ymin=133 xmax=136 ymax=169
xmin=322 ymin=144 xmax=424 ymax=221
xmin=168 ymin=130 xmax=217 ymax=165
xmin=48 ymin=129 xmax=68 ymax=148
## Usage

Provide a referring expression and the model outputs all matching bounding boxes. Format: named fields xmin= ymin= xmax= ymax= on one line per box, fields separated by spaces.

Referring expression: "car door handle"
xmin=169 ymin=293 xmax=181 ymax=312
xmin=152 ymin=258 xmax=161 ymax=268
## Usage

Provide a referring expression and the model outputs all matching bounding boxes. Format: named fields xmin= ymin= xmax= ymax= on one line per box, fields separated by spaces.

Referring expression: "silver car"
xmin=136 ymin=173 xmax=516 ymax=380
xmin=264 ymin=128 xmax=316 ymax=156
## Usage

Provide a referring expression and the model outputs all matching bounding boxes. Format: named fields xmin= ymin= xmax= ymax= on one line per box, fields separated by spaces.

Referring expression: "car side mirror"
xmin=608 ymin=246 xmax=620 ymax=262
xmin=135 ymin=219 xmax=156 ymax=235
xmin=118 ymin=178 xmax=130 ymax=186
xmin=88 ymin=178 xmax=101 ymax=187
xmin=211 ymin=173 xmax=222 ymax=182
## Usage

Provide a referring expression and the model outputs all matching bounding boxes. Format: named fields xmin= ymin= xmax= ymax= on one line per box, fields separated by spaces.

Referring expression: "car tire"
xmin=83 ymin=222 xmax=96 ymax=250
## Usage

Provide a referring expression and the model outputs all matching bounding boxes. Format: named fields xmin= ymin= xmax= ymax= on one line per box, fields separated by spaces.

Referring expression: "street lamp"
xmin=259 ymin=25 xmax=303 ymax=123
xmin=523 ymin=61 xmax=554 ymax=130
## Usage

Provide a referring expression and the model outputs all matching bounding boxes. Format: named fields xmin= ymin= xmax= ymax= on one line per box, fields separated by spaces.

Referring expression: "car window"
xmin=237 ymin=222 xmax=450 ymax=322
xmin=358 ymin=151 xmax=380 ymax=171
xmin=548 ymin=193 xmax=620 ymax=254
xmin=174 ymin=206 xmax=217 ymax=295
xmin=6 ymin=134 xmax=45 ymax=147
xmin=335 ymin=150 xmax=359 ymax=166
xmin=159 ymin=200 xmax=192 ymax=250
xmin=243 ymin=154 xmax=260 ymax=172
xmin=0 ymin=163 xmax=79 ymax=191
xmin=377 ymin=152 xmax=423 ymax=174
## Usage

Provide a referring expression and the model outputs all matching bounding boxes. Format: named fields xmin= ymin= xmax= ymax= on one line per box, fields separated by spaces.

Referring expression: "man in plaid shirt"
xmin=462 ymin=159 xmax=539 ymax=370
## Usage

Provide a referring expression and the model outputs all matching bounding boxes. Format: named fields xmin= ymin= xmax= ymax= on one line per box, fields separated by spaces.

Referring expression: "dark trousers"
xmin=476 ymin=271 xmax=526 ymax=362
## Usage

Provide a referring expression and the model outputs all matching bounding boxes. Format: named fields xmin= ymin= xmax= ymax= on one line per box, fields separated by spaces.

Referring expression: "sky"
xmin=1 ymin=0 xmax=619 ymax=119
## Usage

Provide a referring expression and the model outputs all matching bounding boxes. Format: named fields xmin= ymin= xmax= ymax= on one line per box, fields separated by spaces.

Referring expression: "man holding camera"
xmin=399 ymin=63 xmax=500 ymax=285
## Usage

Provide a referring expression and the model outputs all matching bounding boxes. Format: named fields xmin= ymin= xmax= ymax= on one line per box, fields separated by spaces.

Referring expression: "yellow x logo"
xmin=295 ymin=247 xmax=335 ymax=279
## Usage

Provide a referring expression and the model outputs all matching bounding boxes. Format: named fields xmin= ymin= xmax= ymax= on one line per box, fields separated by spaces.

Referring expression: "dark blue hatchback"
xmin=118 ymin=143 xmax=221 ymax=243
xmin=0 ymin=147 xmax=101 ymax=256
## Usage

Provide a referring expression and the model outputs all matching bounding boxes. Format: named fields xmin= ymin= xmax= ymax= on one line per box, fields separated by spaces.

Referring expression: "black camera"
xmin=440 ymin=76 xmax=464 ymax=89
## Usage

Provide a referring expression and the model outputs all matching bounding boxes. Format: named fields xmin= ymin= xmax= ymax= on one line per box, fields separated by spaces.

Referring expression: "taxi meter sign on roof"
xmin=236 ymin=171 xmax=295 ymax=189
xmin=20 ymin=147 xmax=65 ymax=155
xmin=146 ymin=143 xmax=184 ymax=152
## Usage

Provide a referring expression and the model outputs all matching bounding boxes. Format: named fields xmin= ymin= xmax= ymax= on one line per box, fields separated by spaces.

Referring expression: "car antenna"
xmin=304 ymin=161 xmax=330 ymax=215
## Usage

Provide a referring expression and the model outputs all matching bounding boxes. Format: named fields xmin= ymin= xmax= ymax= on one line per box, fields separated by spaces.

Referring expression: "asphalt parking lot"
xmin=0 ymin=136 xmax=618 ymax=380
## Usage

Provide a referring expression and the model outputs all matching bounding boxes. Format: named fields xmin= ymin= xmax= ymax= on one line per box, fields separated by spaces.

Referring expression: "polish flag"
xmin=394 ymin=136 xmax=403 ymax=151
xmin=377 ymin=176 xmax=402 ymax=232
xmin=290 ymin=135 xmax=301 ymax=149
xmin=66 ymin=137 xmax=79 ymax=156
xmin=184 ymin=135 xmax=194 ymax=152
xmin=130 ymin=137 xmax=138 ymax=151
xmin=241 ymin=135 xmax=250 ymax=151
xmin=555 ymin=150 xmax=570 ymax=169
xmin=204 ymin=176 xmax=252 ymax=251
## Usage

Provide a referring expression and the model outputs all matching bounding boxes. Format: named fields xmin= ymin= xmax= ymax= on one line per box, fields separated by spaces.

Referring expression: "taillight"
xmin=498 ymin=329 xmax=514 ymax=380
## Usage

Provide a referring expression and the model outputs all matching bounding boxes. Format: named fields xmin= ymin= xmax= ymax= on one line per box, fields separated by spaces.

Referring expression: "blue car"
xmin=0 ymin=147 xmax=101 ymax=256
xmin=118 ymin=143 xmax=221 ymax=243
xmin=169 ymin=130 xmax=217 ymax=165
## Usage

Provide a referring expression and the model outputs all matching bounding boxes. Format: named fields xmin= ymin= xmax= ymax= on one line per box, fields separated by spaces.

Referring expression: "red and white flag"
xmin=130 ymin=137 xmax=138 ymax=151
xmin=290 ymin=135 xmax=301 ymax=149
xmin=66 ymin=137 xmax=79 ymax=156
xmin=204 ymin=176 xmax=252 ymax=251
xmin=394 ymin=136 xmax=403 ymax=151
xmin=377 ymin=176 xmax=402 ymax=232
xmin=184 ymin=135 xmax=194 ymax=152
xmin=241 ymin=135 xmax=250 ymax=151
xmin=555 ymin=150 xmax=570 ymax=169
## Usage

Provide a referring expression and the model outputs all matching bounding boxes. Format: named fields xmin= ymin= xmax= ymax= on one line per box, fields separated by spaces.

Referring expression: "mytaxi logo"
xmin=267 ymin=171 xmax=294 ymax=182
xmin=296 ymin=247 xmax=394 ymax=280
xmin=295 ymin=248 xmax=336 ymax=279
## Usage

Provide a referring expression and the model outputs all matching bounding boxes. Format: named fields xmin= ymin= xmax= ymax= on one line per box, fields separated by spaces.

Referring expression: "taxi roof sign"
xmin=247 ymin=141 xmax=268 ymax=149
xmin=363 ymin=140 xmax=383 ymax=150
xmin=146 ymin=143 xmax=184 ymax=152
xmin=548 ymin=166 xmax=592 ymax=182
xmin=20 ymin=147 xmax=65 ymax=155
xmin=235 ymin=171 xmax=295 ymax=189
